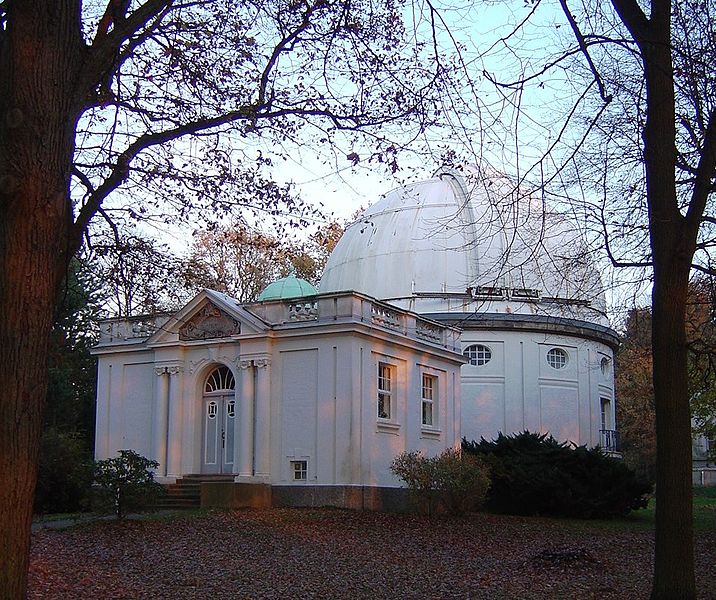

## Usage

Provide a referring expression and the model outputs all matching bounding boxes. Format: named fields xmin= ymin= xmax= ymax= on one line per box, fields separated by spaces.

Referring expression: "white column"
xmin=166 ymin=365 xmax=184 ymax=478
xmin=153 ymin=367 xmax=169 ymax=477
xmin=238 ymin=360 xmax=255 ymax=477
xmin=254 ymin=358 xmax=272 ymax=479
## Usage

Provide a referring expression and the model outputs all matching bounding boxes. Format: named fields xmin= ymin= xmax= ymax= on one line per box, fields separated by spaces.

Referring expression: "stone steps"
xmin=157 ymin=475 xmax=234 ymax=510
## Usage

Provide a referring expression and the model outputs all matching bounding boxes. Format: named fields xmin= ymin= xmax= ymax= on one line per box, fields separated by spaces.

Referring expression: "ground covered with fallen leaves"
xmin=29 ymin=508 xmax=716 ymax=599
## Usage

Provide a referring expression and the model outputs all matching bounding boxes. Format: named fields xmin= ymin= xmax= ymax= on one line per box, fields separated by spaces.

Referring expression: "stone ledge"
xmin=200 ymin=483 xmax=412 ymax=512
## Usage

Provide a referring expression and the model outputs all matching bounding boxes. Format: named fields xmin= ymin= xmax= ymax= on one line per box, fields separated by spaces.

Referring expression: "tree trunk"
xmin=0 ymin=2 xmax=83 ymax=597
xmin=639 ymin=4 xmax=697 ymax=594
xmin=651 ymin=267 xmax=696 ymax=599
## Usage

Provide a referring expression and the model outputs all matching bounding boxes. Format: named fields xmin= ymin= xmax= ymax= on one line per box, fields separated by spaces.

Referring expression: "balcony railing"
xmin=599 ymin=429 xmax=620 ymax=453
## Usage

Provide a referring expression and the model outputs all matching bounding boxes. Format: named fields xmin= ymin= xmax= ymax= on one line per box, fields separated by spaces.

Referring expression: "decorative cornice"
xmin=423 ymin=312 xmax=620 ymax=350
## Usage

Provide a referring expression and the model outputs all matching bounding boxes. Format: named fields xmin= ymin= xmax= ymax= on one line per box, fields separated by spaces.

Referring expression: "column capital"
xmin=155 ymin=363 xmax=184 ymax=376
xmin=255 ymin=358 xmax=271 ymax=369
xmin=238 ymin=359 xmax=253 ymax=370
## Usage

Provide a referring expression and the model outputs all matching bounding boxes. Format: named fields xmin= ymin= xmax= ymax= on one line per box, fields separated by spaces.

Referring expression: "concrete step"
xmin=165 ymin=485 xmax=201 ymax=495
xmin=157 ymin=475 xmax=235 ymax=509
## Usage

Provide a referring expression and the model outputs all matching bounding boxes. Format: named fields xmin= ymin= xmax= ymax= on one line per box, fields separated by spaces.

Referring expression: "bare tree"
xmin=470 ymin=0 xmax=716 ymax=596
xmin=185 ymin=225 xmax=291 ymax=301
xmin=0 ymin=1 xmax=459 ymax=595
xmin=90 ymin=231 xmax=192 ymax=316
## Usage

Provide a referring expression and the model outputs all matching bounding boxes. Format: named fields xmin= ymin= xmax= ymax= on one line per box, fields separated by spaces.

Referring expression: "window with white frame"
xmin=546 ymin=347 xmax=569 ymax=369
xmin=463 ymin=344 xmax=492 ymax=366
xmin=377 ymin=362 xmax=393 ymax=419
xmin=600 ymin=397 xmax=612 ymax=430
xmin=421 ymin=374 xmax=437 ymax=427
xmin=291 ymin=460 xmax=307 ymax=481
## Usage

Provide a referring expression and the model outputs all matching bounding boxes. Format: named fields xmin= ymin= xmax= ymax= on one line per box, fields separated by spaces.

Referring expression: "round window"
xmin=546 ymin=347 xmax=569 ymax=369
xmin=600 ymin=357 xmax=611 ymax=375
xmin=463 ymin=344 xmax=492 ymax=366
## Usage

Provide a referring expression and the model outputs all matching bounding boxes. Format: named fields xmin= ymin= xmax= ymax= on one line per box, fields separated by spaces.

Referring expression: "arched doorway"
xmin=202 ymin=365 xmax=236 ymax=474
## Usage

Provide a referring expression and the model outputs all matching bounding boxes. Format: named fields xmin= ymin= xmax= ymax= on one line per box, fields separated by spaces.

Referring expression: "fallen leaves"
xmin=28 ymin=509 xmax=716 ymax=599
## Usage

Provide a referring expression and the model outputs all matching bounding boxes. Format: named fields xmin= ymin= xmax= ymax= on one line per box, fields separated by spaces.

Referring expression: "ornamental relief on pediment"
xmin=179 ymin=302 xmax=241 ymax=341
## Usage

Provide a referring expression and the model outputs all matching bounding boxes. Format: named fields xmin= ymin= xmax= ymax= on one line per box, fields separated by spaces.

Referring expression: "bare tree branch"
xmin=685 ymin=109 xmax=716 ymax=235
xmin=558 ymin=0 xmax=612 ymax=104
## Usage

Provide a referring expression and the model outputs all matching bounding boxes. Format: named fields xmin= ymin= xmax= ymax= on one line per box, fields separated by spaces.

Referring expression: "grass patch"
xmin=590 ymin=486 xmax=716 ymax=532
xmin=540 ymin=486 xmax=716 ymax=534
xmin=693 ymin=486 xmax=716 ymax=531
xmin=33 ymin=512 xmax=95 ymax=523
xmin=33 ymin=508 xmax=210 ymax=530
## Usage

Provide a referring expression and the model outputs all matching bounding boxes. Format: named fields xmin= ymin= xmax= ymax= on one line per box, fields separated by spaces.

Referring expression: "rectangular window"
xmin=600 ymin=398 xmax=611 ymax=431
xmin=291 ymin=460 xmax=307 ymax=481
xmin=422 ymin=374 xmax=436 ymax=426
xmin=378 ymin=363 xmax=393 ymax=419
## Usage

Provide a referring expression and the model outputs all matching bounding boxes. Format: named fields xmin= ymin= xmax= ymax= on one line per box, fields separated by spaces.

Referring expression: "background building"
xmin=322 ymin=168 xmax=618 ymax=451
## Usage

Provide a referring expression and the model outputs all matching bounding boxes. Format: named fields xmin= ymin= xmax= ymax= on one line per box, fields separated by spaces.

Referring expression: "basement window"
xmin=291 ymin=460 xmax=307 ymax=481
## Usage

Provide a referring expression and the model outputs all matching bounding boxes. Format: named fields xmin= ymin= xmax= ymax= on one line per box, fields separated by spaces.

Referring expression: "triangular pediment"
xmin=147 ymin=289 xmax=268 ymax=345
xmin=178 ymin=302 xmax=241 ymax=340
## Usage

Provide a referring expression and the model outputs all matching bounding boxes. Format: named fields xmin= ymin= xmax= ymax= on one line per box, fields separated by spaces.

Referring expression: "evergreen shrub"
xmin=35 ymin=428 xmax=94 ymax=514
xmin=462 ymin=431 xmax=652 ymax=519
xmin=93 ymin=449 xmax=165 ymax=518
xmin=391 ymin=447 xmax=490 ymax=515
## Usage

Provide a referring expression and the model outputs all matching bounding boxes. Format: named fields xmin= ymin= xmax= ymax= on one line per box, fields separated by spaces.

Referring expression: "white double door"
xmin=202 ymin=394 xmax=236 ymax=474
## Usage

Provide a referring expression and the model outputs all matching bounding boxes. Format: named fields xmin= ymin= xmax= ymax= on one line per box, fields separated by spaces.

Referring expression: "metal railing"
xmin=599 ymin=429 xmax=620 ymax=453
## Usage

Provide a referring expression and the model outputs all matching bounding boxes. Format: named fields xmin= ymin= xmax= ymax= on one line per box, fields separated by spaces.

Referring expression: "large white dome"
xmin=321 ymin=168 xmax=608 ymax=326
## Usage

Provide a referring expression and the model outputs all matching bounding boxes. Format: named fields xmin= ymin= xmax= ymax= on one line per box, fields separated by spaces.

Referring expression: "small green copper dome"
xmin=258 ymin=273 xmax=318 ymax=301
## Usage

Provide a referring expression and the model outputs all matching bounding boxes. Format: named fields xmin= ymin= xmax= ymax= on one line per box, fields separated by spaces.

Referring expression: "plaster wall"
xmin=459 ymin=330 xmax=614 ymax=447
xmin=268 ymin=331 xmax=461 ymax=490
xmin=94 ymin=303 xmax=463 ymax=492
xmin=94 ymin=351 xmax=155 ymax=461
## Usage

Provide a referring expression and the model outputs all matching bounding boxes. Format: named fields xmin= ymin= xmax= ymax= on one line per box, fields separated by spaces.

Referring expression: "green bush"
xmin=391 ymin=447 xmax=490 ymax=515
xmin=462 ymin=431 xmax=652 ymax=519
xmin=35 ymin=428 xmax=94 ymax=514
xmin=93 ymin=450 xmax=164 ymax=518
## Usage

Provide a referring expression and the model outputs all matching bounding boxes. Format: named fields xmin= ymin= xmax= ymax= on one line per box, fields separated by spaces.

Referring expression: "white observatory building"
xmin=93 ymin=168 xmax=618 ymax=509
xmin=321 ymin=167 xmax=618 ymax=451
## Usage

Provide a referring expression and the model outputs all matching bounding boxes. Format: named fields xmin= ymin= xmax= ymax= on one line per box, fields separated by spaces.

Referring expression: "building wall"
xmin=459 ymin=330 xmax=615 ymax=447
xmin=94 ymin=316 xmax=463 ymax=491
xmin=94 ymin=351 xmax=155 ymax=461
xmin=268 ymin=331 xmax=461 ymax=490
xmin=95 ymin=326 xmax=612 ymax=489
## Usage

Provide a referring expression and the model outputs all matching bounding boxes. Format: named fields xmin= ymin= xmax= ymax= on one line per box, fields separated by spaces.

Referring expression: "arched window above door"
xmin=204 ymin=365 xmax=235 ymax=393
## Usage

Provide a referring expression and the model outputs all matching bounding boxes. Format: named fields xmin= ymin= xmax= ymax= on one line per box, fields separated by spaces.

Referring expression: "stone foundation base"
xmin=200 ymin=482 xmax=411 ymax=512
xmin=201 ymin=482 xmax=272 ymax=509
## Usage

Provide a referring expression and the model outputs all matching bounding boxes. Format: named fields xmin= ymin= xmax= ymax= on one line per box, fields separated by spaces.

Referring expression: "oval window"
xmin=463 ymin=344 xmax=492 ymax=366
xmin=207 ymin=400 xmax=218 ymax=419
